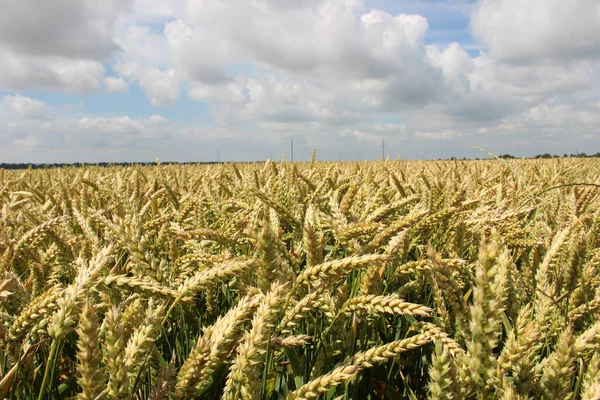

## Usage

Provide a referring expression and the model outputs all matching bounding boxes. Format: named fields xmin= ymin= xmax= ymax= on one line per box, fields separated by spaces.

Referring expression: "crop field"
xmin=1 ymin=158 xmax=600 ymax=399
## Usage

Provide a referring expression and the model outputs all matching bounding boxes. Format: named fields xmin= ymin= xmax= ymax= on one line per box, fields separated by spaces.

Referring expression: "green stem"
xmin=38 ymin=339 xmax=59 ymax=400
xmin=161 ymin=293 xmax=184 ymax=326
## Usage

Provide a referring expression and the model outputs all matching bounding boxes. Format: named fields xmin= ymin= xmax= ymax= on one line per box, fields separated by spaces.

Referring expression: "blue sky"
xmin=0 ymin=0 xmax=599 ymax=163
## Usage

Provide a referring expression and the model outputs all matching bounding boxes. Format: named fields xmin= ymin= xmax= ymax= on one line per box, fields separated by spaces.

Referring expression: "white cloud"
xmin=1 ymin=0 xmax=600 ymax=160
xmin=166 ymin=2 xmax=433 ymax=82
xmin=113 ymin=63 xmax=181 ymax=105
xmin=79 ymin=116 xmax=144 ymax=136
xmin=415 ymin=130 xmax=460 ymax=140
xmin=340 ymin=123 xmax=409 ymax=143
xmin=164 ymin=1 xmax=450 ymax=126
xmin=115 ymin=23 xmax=172 ymax=67
xmin=471 ymin=0 xmax=600 ymax=64
xmin=148 ymin=114 xmax=168 ymax=124
xmin=189 ymin=74 xmax=359 ymax=127
xmin=0 ymin=50 xmax=106 ymax=93
xmin=427 ymin=42 xmax=474 ymax=93
xmin=468 ymin=56 xmax=592 ymax=99
xmin=105 ymin=76 xmax=128 ymax=92
xmin=0 ymin=0 xmax=131 ymax=93
xmin=3 ymin=94 xmax=48 ymax=119
xmin=0 ymin=0 xmax=130 ymax=59
xmin=131 ymin=0 xmax=179 ymax=22
xmin=500 ymin=101 xmax=600 ymax=135
xmin=138 ymin=67 xmax=181 ymax=106
xmin=113 ymin=0 xmax=600 ymax=155
xmin=0 ymin=114 xmax=170 ymax=155
xmin=13 ymin=135 xmax=41 ymax=148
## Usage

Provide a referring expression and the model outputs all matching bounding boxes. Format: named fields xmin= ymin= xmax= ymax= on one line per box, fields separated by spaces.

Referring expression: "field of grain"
xmin=1 ymin=158 xmax=600 ymax=399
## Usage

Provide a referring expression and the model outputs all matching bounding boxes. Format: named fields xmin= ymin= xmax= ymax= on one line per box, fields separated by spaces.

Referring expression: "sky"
xmin=0 ymin=0 xmax=599 ymax=163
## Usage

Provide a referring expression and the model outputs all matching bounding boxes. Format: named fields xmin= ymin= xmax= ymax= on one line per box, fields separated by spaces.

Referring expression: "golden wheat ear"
xmin=1 ymin=158 xmax=600 ymax=399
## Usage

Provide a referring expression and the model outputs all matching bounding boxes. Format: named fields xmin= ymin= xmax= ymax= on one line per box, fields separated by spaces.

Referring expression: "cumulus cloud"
xmin=3 ymin=94 xmax=48 ymax=119
xmin=427 ymin=42 xmax=474 ymax=93
xmin=189 ymin=74 xmax=360 ymax=127
xmin=500 ymin=101 xmax=600 ymax=136
xmin=79 ymin=116 xmax=145 ymax=136
xmin=166 ymin=1 xmax=450 ymax=127
xmin=165 ymin=1 xmax=435 ymax=82
xmin=138 ymin=68 xmax=181 ymax=106
xmin=112 ymin=62 xmax=182 ymax=105
xmin=471 ymin=0 xmax=600 ymax=63
xmin=168 ymin=0 xmax=596 ymax=137
xmin=0 ymin=51 xmax=106 ymax=93
xmin=115 ymin=23 xmax=172 ymax=67
xmin=0 ymin=0 xmax=130 ymax=59
xmin=2 ymin=0 xmax=600 ymax=161
xmin=0 ymin=0 xmax=131 ymax=93
xmin=105 ymin=76 xmax=128 ymax=92
xmin=0 ymin=114 xmax=170 ymax=157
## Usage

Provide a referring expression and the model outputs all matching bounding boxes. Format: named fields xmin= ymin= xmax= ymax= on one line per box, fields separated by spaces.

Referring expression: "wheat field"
xmin=1 ymin=157 xmax=600 ymax=399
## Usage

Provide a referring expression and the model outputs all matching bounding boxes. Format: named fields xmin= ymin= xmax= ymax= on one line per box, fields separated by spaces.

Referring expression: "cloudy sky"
xmin=0 ymin=0 xmax=599 ymax=162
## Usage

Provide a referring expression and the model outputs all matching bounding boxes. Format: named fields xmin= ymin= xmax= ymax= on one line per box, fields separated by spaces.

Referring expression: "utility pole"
xmin=217 ymin=151 xmax=220 ymax=163
xmin=291 ymin=137 xmax=294 ymax=162
xmin=382 ymin=138 xmax=385 ymax=160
